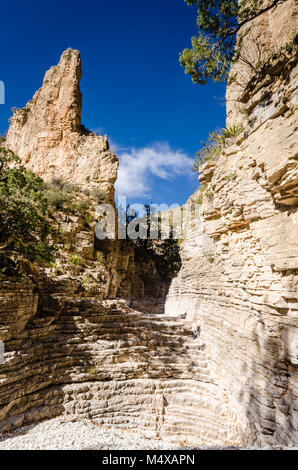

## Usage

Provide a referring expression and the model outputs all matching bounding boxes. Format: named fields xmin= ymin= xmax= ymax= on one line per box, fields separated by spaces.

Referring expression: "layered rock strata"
xmin=0 ymin=197 xmax=240 ymax=446
xmin=0 ymin=279 xmax=240 ymax=446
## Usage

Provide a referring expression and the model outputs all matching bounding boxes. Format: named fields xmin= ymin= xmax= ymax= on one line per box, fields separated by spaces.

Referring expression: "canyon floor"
xmin=0 ymin=417 xmax=178 ymax=450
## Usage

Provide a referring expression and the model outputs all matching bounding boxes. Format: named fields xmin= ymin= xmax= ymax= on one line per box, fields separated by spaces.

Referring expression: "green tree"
xmin=133 ymin=205 xmax=182 ymax=280
xmin=180 ymin=0 xmax=283 ymax=84
xmin=0 ymin=146 xmax=55 ymax=267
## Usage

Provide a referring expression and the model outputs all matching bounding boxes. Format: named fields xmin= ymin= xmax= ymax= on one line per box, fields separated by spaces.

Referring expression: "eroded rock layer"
xmin=166 ymin=34 xmax=298 ymax=447
xmin=0 ymin=280 xmax=240 ymax=446
xmin=0 ymin=193 xmax=240 ymax=446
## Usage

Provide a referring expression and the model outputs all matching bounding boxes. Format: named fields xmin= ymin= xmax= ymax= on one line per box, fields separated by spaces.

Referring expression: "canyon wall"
xmin=166 ymin=1 xmax=298 ymax=446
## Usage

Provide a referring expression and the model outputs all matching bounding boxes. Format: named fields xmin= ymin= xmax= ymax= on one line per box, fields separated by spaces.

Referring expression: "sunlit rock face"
xmin=0 ymin=203 xmax=240 ymax=447
xmin=5 ymin=48 xmax=118 ymax=202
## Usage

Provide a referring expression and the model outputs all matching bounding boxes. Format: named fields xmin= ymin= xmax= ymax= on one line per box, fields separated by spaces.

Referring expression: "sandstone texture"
xmin=166 ymin=4 xmax=298 ymax=446
xmin=5 ymin=49 xmax=117 ymax=202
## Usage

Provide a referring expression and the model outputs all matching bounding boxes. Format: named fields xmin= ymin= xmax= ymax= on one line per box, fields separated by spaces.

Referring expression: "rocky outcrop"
xmin=1 ymin=3 xmax=297 ymax=447
xmin=0 ymin=286 xmax=240 ymax=446
xmin=5 ymin=49 xmax=117 ymax=202
xmin=166 ymin=12 xmax=298 ymax=446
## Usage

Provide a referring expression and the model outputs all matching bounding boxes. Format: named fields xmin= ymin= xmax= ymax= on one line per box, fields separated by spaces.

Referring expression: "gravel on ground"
xmin=1 ymin=417 xmax=293 ymax=450
xmin=0 ymin=417 xmax=177 ymax=450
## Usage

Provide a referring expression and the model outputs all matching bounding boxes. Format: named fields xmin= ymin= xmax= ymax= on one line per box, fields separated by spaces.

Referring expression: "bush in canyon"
xmin=0 ymin=147 xmax=55 ymax=267
xmin=44 ymin=188 xmax=72 ymax=209
xmin=134 ymin=237 xmax=182 ymax=280
xmin=44 ymin=177 xmax=74 ymax=209
xmin=193 ymin=129 xmax=223 ymax=172
xmin=133 ymin=206 xmax=182 ymax=280
xmin=69 ymin=253 xmax=82 ymax=266
xmin=83 ymin=187 xmax=106 ymax=204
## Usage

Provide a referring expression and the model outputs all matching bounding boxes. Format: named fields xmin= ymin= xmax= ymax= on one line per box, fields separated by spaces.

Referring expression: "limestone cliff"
xmin=5 ymin=48 xmax=118 ymax=202
xmin=226 ymin=0 xmax=298 ymax=126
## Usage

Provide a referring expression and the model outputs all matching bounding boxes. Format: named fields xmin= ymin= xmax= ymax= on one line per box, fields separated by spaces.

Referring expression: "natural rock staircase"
xmin=0 ymin=282 xmax=241 ymax=446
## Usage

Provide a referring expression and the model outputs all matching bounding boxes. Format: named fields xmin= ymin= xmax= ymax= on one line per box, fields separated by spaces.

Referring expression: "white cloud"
xmin=115 ymin=142 xmax=193 ymax=198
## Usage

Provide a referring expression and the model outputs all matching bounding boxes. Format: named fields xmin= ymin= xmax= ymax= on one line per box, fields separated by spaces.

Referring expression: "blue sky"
xmin=0 ymin=0 xmax=226 ymax=207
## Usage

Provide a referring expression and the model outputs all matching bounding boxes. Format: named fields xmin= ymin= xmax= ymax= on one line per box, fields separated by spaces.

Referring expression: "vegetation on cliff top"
xmin=193 ymin=124 xmax=243 ymax=173
xmin=180 ymin=0 xmax=284 ymax=84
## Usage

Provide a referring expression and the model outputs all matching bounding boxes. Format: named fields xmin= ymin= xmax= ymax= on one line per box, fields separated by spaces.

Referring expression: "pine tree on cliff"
xmin=180 ymin=0 xmax=284 ymax=84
